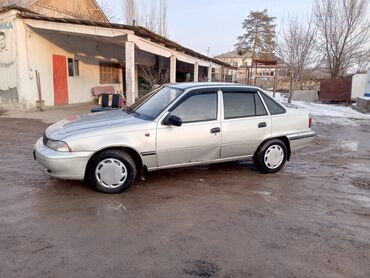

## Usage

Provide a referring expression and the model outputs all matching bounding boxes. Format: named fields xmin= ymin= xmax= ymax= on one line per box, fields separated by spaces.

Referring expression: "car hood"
xmin=45 ymin=110 xmax=145 ymax=140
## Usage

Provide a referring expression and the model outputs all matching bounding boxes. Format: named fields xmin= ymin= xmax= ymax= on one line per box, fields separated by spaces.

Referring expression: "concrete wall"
xmin=292 ymin=90 xmax=319 ymax=102
xmin=0 ymin=11 xmax=18 ymax=106
xmin=351 ymin=73 xmax=367 ymax=100
xmin=14 ymin=21 xmax=126 ymax=108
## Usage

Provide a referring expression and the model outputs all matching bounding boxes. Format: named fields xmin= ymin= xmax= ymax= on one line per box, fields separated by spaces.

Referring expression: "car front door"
xmin=156 ymin=88 xmax=221 ymax=167
xmin=220 ymin=88 xmax=272 ymax=158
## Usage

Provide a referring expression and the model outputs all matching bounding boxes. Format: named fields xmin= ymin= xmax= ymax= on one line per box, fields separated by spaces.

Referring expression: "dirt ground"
xmin=0 ymin=109 xmax=370 ymax=278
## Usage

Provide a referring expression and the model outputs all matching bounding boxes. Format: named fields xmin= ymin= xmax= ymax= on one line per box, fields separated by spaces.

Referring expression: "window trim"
xmin=258 ymin=90 xmax=287 ymax=115
xmin=74 ymin=59 xmax=80 ymax=77
xmin=68 ymin=58 xmax=80 ymax=77
xmin=221 ymin=88 xmax=269 ymax=120
xmin=167 ymin=89 xmax=219 ymax=124
xmin=132 ymin=86 xmax=184 ymax=121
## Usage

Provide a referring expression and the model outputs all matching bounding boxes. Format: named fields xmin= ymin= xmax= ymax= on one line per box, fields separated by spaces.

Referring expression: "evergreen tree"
xmin=236 ymin=9 xmax=276 ymax=56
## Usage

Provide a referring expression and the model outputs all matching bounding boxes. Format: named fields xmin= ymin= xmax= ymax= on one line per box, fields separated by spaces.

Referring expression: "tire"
xmin=86 ymin=150 xmax=137 ymax=193
xmin=253 ymin=139 xmax=287 ymax=173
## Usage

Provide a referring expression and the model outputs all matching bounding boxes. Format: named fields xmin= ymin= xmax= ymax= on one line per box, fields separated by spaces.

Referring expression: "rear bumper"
xmin=287 ymin=131 xmax=315 ymax=151
xmin=34 ymin=137 xmax=92 ymax=180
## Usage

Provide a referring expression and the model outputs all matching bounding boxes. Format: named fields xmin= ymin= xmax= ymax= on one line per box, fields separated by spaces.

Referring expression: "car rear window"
xmin=260 ymin=92 xmax=286 ymax=115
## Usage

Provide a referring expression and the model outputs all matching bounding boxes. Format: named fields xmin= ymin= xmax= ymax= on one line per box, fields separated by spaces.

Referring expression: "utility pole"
xmin=205 ymin=47 xmax=210 ymax=57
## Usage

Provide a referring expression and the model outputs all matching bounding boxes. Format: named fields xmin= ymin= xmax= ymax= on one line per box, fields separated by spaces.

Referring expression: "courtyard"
xmin=0 ymin=107 xmax=369 ymax=277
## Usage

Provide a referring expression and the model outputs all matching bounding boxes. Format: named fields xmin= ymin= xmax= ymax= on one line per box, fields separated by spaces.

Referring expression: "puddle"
xmin=183 ymin=260 xmax=219 ymax=277
xmin=339 ymin=140 xmax=358 ymax=152
xmin=351 ymin=177 xmax=370 ymax=190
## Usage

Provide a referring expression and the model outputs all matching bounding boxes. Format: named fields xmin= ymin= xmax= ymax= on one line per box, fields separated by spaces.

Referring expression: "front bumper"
xmin=33 ymin=137 xmax=92 ymax=180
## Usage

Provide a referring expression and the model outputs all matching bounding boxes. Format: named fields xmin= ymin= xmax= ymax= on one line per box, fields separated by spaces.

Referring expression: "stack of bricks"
xmin=355 ymin=97 xmax=370 ymax=114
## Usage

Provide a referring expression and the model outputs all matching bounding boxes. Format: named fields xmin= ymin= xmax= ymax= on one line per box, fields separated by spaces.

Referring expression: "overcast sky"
xmin=99 ymin=0 xmax=314 ymax=56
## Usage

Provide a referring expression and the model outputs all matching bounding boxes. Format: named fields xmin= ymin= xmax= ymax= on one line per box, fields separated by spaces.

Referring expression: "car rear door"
xmin=156 ymin=88 xmax=222 ymax=167
xmin=220 ymin=88 xmax=272 ymax=158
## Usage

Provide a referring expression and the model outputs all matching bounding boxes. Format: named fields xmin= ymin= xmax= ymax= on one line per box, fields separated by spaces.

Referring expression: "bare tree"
xmin=139 ymin=65 xmax=168 ymax=90
xmin=353 ymin=49 xmax=370 ymax=72
xmin=313 ymin=0 xmax=370 ymax=78
xmin=158 ymin=0 xmax=168 ymax=37
xmin=276 ymin=15 xmax=318 ymax=102
xmin=121 ymin=0 xmax=136 ymax=25
xmin=146 ymin=0 xmax=157 ymax=32
xmin=121 ymin=0 xmax=168 ymax=37
xmin=98 ymin=0 xmax=119 ymax=23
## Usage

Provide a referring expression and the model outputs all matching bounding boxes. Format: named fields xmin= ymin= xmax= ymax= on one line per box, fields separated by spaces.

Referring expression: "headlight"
xmin=46 ymin=139 xmax=71 ymax=152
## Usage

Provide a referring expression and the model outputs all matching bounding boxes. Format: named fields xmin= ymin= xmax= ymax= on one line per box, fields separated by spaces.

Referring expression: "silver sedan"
xmin=34 ymin=83 xmax=315 ymax=193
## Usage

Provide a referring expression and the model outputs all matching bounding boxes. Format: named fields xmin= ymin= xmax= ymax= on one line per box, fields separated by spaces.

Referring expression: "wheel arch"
xmin=85 ymin=146 xmax=143 ymax=179
xmin=255 ymin=136 xmax=291 ymax=161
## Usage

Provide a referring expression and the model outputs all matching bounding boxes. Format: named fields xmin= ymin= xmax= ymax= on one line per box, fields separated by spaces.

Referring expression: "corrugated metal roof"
xmin=0 ymin=5 xmax=234 ymax=68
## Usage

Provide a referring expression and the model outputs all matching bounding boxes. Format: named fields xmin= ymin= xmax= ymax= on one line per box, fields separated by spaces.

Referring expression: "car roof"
xmin=166 ymin=82 xmax=260 ymax=91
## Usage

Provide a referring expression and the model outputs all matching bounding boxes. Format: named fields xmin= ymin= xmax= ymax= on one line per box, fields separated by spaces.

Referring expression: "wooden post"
xmin=125 ymin=41 xmax=136 ymax=106
xmin=208 ymin=65 xmax=212 ymax=82
xmin=273 ymin=64 xmax=278 ymax=97
xmin=170 ymin=55 xmax=176 ymax=83
xmin=194 ymin=61 xmax=199 ymax=82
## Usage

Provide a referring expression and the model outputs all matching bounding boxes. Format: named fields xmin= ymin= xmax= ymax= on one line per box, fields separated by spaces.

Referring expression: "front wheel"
xmin=86 ymin=150 xmax=137 ymax=193
xmin=254 ymin=139 xmax=287 ymax=173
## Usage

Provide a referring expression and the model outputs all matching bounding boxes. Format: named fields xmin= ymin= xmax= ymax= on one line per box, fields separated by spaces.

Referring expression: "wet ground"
xmin=0 ymin=115 xmax=370 ymax=278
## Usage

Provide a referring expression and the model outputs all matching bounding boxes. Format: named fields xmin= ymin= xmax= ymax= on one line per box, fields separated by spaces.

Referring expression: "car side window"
xmin=171 ymin=92 xmax=218 ymax=123
xmin=255 ymin=94 xmax=268 ymax=116
xmin=260 ymin=92 xmax=286 ymax=115
xmin=223 ymin=91 xmax=267 ymax=119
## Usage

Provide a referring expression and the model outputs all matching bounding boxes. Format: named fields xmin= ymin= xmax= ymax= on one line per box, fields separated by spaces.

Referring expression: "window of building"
xmin=260 ymin=92 xmax=286 ymax=115
xmin=223 ymin=91 xmax=267 ymax=119
xmin=99 ymin=62 xmax=121 ymax=84
xmin=68 ymin=58 xmax=80 ymax=77
xmin=74 ymin=60 xmax=80 ymax=76
xmin=171 ymin=92 xmax=218 ymax=123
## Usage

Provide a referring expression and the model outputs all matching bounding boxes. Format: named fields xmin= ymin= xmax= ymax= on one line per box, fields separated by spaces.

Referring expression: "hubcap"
xmin=95 ymin=158 xmax=128 ymax=189
xmin=264 ymin=145 xmax=284 ymax=170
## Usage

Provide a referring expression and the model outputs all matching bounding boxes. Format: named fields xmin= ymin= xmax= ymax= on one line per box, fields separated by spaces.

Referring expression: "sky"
xmin=99 ymin=0 xmax=314 ymax=56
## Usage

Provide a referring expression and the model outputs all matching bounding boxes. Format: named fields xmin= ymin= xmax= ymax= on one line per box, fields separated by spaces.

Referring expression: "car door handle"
xmin=210 ymin=127 xmax=221 ymax=134
xmin=258 ymin=122 xmax=267 ymax=128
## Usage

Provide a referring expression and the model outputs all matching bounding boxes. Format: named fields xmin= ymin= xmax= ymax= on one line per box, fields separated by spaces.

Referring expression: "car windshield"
xmin=128 ymin=86 xmax=184 ymax=120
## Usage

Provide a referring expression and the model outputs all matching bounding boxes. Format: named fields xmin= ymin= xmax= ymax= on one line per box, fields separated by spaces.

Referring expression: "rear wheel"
xmin=254 ymin=139 xmax=287 ymax=173
xmin=86 ymin=150 xmax=136 ymax=193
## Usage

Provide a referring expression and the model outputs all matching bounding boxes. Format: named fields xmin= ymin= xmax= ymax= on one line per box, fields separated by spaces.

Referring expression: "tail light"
xmin=309 ymin=116 xmax=313 ymax=128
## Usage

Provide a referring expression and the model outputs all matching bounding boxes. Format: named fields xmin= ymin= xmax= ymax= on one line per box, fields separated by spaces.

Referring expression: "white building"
xmin=0 ymin=5 xmax=232 ymax=109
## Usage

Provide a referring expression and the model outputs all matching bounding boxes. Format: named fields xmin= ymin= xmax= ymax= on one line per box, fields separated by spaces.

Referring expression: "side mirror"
xmin=163 ymin=115 xmax=182 ymax=127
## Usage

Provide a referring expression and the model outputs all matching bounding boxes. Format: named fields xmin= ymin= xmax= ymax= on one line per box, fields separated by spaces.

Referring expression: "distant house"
xmin=1 ymin=0 xmax=109 ymax=22
xmin=0 ymin=5 xmax=232 ymax=109
xmin=215 ymin=50 xmax=287 ymax=89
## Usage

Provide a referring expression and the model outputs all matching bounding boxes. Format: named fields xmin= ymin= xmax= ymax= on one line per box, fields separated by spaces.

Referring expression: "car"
xmin=34 ymin=83 xmax=315 ymax=193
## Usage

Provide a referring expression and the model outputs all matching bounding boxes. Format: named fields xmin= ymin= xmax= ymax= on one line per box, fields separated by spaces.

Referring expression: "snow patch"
xmin=265 ymin=91 xmax=370 ymax=125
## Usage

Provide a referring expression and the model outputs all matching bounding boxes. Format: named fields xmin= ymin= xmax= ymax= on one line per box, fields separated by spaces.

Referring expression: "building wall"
xmin=0 ymin=11 xmax=18 ymax=106
xmin=14 ymin=20 xmax=125 ymax=108
xmin=351 ymin=73 xmax=367 ymax=100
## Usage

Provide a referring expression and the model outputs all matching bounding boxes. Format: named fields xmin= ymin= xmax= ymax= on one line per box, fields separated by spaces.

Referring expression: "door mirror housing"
xmin=163 ymin=115 xmax=182 ymax=127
